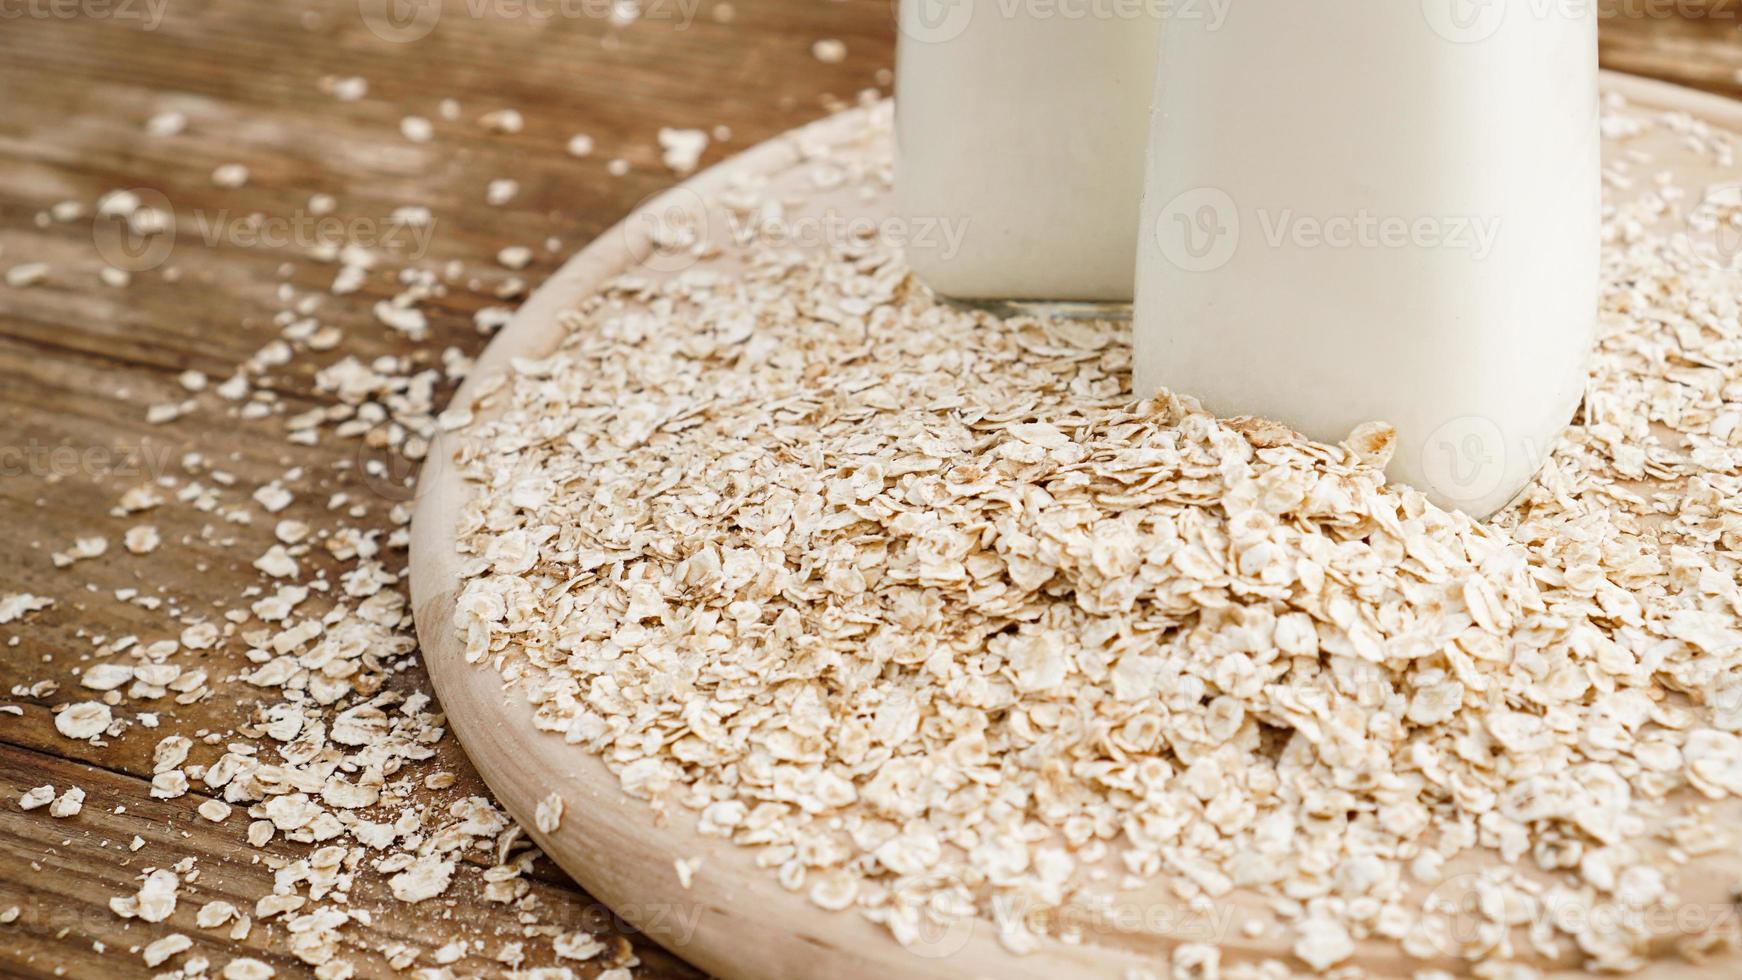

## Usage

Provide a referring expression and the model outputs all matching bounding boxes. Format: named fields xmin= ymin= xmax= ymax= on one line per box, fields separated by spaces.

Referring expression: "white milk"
xmin=1134 ymin=2 xmax=1599 ymax=517
xmin=895 ymin=1 xmax=1161 ymax=302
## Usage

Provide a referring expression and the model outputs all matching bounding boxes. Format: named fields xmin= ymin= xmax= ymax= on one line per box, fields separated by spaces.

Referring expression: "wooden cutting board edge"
xmin=408 ymin=72 xmax=1742 ymax=980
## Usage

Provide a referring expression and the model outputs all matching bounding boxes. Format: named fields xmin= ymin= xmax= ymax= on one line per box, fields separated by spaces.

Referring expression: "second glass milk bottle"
xmin=895 ymin=0 xmax=1162 ymax=305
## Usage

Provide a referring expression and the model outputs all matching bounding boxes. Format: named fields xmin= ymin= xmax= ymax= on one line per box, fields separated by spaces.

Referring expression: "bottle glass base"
xmin=939 ymin=297 xmax=1133 ymax=321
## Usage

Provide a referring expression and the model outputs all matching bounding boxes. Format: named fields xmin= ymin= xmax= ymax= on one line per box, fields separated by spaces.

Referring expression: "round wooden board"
xmin=410 ymin=74 xmax=1742 ymax=980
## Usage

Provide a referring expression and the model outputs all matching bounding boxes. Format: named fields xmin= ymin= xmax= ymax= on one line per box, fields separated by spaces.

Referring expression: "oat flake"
xmin=55 ymin=701 xmax=112 ymax=740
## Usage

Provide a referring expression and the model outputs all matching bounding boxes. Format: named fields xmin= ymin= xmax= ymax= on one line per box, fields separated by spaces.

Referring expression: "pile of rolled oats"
xmin=448 ymin=94 xmax=1742 ymax=977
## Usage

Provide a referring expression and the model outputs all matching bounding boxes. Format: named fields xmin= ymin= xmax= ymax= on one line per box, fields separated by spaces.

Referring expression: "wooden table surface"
xmin=1 ymin=3 xmax=1739 ymax=978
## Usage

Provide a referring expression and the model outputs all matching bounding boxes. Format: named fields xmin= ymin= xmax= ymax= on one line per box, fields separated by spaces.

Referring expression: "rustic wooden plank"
xmin=1597 ymin=0 xmax=1742 ymax=96
xmin=0 ymin=741 xmax=706 ymax=978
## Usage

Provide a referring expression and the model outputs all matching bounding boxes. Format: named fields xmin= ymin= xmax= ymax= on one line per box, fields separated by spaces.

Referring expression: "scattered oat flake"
xmin=1294 ymin=917 xmax=1354 ymax=972
xmin=55 ymin=701 xmax=112 ymax=740
xmin=49 ymin=787 xmax=85 ymax=818
xmin=486 ymin=178 xmax=519 ymax=206
xmin=151 ymin=770 xmax=190 ymax=799
xmin=658 ymin=127 xmax=708 ymax=175
xmin=142 ymin=933 xmax=193 ymax=967
xmin=674 ymin=857 xmax=701 ymax=890
xmin=253 ymin=544 xmax=299 ymax=578
xmin=391 ymin=205 xmax=431 ymax=227
xmin=146 ymin=110 xmax=187 ymax=136
xmin=152 ymin=735 xmax=191 ymax=773
xmin=124 ymin=524 xmax=161 ymax=554
xmin=6 ymin=263 xmax=48 ymax=288
xmin=480 ymin=108 xmax=523 ymax=134
xmin=387 ymin=855 xmax=454 ymax=903
xmin=197 ymin=900 xmax=237 ymax=928
xmin=374 ymin=300 xmax=428 ymax=338
xmin=534 ymin=792 xmax=564 ymax=834
xmin=325 ymin=75 xmax=367 ymax=101
xmin=812 ymin=38 xmax=846 ymax=63
xmin=0 ymin=593 xmax=52 ymax=623
xmin=253 ymin=484 xmax=293 ymax=512
xmin=552 ymin=932 xmax=604 ymax=962
xmin=400 ymin=115 xmax=433 ymax=142
xmin=145 ymin=402 xmax=186 ymax=424
xmin=222 ymin=957 xmax=275 ymax=979
xmin=212 ymin=164 xmax=249 ymax=188
xmin=18 ymin=785 xmax=54 ymax=811
xmin=111 ymin=868 xmax=178 ymax=922
xmin=82 ymin=662 xmax=133 ymax=690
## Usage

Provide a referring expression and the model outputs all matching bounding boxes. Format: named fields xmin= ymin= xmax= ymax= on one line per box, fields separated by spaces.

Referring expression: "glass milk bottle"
xmin=1134 ymin=1 xmax=1599 ymax=517
xmin=895 ymin=0 xmax=1161 ymax=304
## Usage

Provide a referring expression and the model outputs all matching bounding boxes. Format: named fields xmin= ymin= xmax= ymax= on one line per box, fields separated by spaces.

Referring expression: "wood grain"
xmin=0 ymin=3 xmax=1738 ymax=977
